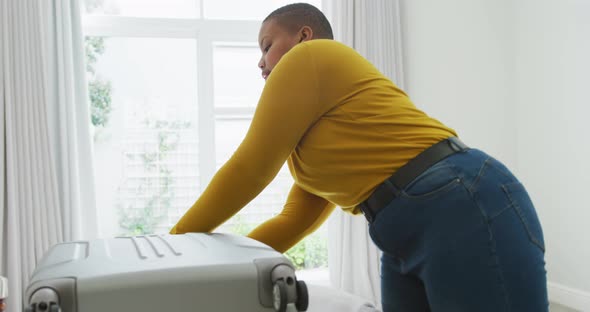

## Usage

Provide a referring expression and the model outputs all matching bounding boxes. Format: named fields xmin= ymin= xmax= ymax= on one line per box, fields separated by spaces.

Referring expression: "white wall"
xmin=400 ymin=0 xmax=517 ymax=168
xmin=400 ymin=0 xmax=590 ymax=309
xmin=514 ymin=0 xmax=590 ymax=308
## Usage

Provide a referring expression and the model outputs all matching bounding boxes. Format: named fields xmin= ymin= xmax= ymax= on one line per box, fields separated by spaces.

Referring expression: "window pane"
xmin=87 ymin=36 xmax=199 ymax=237
xmin=84 ymin=0 xmax=199 ymax=18
xmin=203 ymin=0 xmax=322 ymax=20
xmin=213 ymin=44 xmax=264 ymax=108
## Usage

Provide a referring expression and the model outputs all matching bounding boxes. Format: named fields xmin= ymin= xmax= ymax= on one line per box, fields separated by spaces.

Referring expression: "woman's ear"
xmin=299 ymin=26 xmax=314 ymax=42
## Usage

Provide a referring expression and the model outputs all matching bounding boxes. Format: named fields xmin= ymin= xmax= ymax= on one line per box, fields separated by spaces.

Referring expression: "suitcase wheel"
xmin=25 ymin=303 xmax=61 ymax=312
xmin=272 ymin=280 xmax=288 ymax=312
xmin=295 ymin=280 xmax=309 ymax=311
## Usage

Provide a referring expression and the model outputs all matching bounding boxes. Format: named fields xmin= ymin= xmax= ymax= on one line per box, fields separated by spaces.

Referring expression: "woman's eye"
xmin=264 ymin=45 xmax=271 ymax=52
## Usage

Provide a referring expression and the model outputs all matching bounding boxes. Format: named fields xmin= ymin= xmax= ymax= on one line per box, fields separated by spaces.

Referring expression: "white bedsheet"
xmin=306 ymin=284 xmax=381 ymax=312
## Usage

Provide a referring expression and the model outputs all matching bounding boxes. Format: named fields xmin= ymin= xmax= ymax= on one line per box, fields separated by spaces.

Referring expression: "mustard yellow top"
xmin=171 ymin=40 xmax=457 ymax=252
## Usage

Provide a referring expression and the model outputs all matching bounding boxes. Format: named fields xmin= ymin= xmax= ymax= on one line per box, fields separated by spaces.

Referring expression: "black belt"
xmin=359 ymin=137 xmax=469 ymax=223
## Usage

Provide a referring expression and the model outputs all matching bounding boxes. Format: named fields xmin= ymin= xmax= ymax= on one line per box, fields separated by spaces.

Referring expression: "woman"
xmin=171 ymin=3 xmax=548 ymax=311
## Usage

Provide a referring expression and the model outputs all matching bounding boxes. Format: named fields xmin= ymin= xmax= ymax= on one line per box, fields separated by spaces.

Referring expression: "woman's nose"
xmin=258 ymin=58 xmax=264 ymax=69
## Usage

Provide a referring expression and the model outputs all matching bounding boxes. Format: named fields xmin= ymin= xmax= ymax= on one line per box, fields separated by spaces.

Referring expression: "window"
xmin=83 ymin=0 xmax=328 ymax=284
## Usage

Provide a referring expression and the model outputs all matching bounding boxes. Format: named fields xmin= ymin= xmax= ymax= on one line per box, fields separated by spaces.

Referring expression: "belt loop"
xmin=359 ymin=202 xmax=374 ymax=223
xmin=383 ymin=179 xmax=401 ymax=196
xmin=448 ymin=137 xmax=467 ymax=152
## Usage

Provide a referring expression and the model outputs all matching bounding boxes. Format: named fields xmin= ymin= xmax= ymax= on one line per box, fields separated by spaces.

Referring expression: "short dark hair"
xmin=263 ymin=3 xmax=334 ymax=40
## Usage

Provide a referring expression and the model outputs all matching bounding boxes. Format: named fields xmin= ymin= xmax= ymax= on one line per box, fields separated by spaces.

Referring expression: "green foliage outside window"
xmin=230 ymin=217 xmax=328 ymax=270
xmin=117 ymin=120 xmax=190 ymax=236
xmin=85 ymin=36 xmax=112 ymax=129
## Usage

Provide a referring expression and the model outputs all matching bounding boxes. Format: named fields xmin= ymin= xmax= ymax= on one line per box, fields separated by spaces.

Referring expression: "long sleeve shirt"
xmin=171 ymin=40 xmax=457 ymax=252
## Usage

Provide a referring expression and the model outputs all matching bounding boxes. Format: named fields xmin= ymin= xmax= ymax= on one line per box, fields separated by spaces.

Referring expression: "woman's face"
xmin=257 ymin=19 xmax=306 ymax=80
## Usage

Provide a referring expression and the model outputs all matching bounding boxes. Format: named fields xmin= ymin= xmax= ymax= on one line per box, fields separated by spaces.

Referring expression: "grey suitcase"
xmin=24 ymin=233 xmax=308 ymax=312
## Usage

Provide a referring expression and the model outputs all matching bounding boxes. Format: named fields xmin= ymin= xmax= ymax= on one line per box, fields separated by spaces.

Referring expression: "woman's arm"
xmin=171 ymin=44 xmax=332 ymax=234
xmin=247 ymin=183 xmax=336 ymax=253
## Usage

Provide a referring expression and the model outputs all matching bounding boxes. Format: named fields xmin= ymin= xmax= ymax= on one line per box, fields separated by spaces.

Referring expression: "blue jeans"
xmin=368 ymin=149 xmax=548 ymax=312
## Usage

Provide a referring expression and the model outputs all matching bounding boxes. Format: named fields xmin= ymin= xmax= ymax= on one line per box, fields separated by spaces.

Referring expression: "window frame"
xmin=83 ymin=15 xmax=261 ymax=190
xmin=82 ymin=11 xmax=331 ymax=281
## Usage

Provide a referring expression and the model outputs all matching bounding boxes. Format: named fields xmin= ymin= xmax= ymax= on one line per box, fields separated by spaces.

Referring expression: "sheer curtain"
xmin=0 ymin=1 xmax=97 ymax=311
xmin=322 ymin=0 xmax=405 ymax=307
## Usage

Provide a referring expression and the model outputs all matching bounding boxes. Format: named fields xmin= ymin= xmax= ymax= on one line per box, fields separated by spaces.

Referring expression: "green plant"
xmin=117 ymin=199 xmax=163 ymax=236
xmin=117 ymin=120 xmax=190 ymax=236
xmin=229 ymin=217 xmax=328 ymax=270
xmin=285 ymin=241 xmax=307 ymax=269
xmin=284 ymin=235 xmax=328 ymax=270
xmin=88 ymin=79 xmax=112 ymax=127
xmin=85 ymin=36 xmax=112 ymax=128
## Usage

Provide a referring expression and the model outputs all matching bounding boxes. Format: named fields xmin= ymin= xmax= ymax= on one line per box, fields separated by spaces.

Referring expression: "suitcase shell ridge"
xmin=25 ymin=233 xmax=305 ymax=312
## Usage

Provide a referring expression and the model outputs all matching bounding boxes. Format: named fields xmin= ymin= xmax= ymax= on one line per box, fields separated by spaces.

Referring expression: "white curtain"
xmin=0 ymin=1 xmax=97 ymax=311
xmin=323 ymin=0 xmax=405 ymax=307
